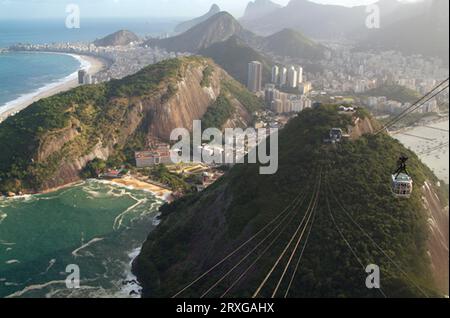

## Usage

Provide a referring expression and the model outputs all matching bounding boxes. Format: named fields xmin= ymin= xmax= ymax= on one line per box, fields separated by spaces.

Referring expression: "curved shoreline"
xmin=0 ymin=52 xmax=106 ymax=122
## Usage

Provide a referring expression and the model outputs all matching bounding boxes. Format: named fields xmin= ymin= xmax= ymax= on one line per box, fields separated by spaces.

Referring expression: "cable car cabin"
xmin=329 ymin=128 xmax=343 ymax=143
xmin=391 ymin=173 xmax=413 ymax=198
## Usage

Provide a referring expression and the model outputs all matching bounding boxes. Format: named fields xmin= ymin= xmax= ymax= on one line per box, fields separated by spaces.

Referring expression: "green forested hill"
xmin=134 ymin=105 xmax=446 ymax=298
xmin=363 ymin=84 xmax=421 ymax=103
xmin=262 ymin=28 xmax=327 ymax=60
xmin=0 ymin=57 xmax=262 ymax=193
xmin=199 ymin=36 xmax=273 ymax=86
xmin=0 ymin=58 xmax=184 ymax=193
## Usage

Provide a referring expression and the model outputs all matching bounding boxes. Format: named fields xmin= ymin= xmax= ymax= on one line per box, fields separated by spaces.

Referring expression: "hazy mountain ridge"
xmin=241 ymin=0 xmax=282 ymax=21
xmin=363 ymin=0 xmax=449 ymax=63
xmin=146 ymin=12 xmax=256 ymax=53
xmin=174 ymin=4 xmax=221 ymax=34
xmin=147 ymin=11 xmax=326 ymax=64
xmin=241 ymin=0 xmax=373 ymax=38
xmin=240 ymin=0 xmax=447 ymax=60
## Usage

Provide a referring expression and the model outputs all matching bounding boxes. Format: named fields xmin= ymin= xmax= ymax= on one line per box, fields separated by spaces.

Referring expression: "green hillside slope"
xmin=199 ymin=36 xmax=273 ymax=85
xmin=0 ymin=57 xmax=262 ymax=193
xmin=134 ymin=105 xmax=446 ymax=298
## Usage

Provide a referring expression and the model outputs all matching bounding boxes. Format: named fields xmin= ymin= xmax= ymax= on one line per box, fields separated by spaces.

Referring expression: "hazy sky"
xmin=0 ymin=0 xmax=421 ymax=19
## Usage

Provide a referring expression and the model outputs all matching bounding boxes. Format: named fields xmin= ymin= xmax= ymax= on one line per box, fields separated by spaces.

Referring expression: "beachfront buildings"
xmin=78 ymin=70 xmax=87 ymax=84
xmin=247 ymin=61 xmax=263 ymax=92
xmin=135 ymin=142 xmax=173 ymax=168
xmin=78 ymin=69 xmax=93 ymax=85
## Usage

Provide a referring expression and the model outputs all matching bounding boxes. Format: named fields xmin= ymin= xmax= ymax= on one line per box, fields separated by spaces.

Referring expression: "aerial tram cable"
xmin=324 ymin=178 xmax=387 ymax=298
xmin=171 ymin=186 xmax=309 ymax=297
xmin=220 ymin=219 xmax=304 ymax=298
xmin=375 ymin=85 xmax=449 ymax=135
xmin=252 ymin=172 xmax=322 ymax=298
xmin=384 ymin=84 xmax=449 ymax=132
xmin=327 ymin=182 xmax=430 ymax=297
xmin=217 ymin=190 xmax=311 ymax=298
xmin=375 ymin=78 xmax=449 ymax=134
xmin=283 ymin=197 xmax=318 ymax=298
xmin=377 ymin=83 xmax=449 ymax=134
xmin=199 ymin=189 xmax=310 ymax=298
xmin=219 ymin=185 xmax=312 ymax=298
xmin=385 ymin=77 xmax=448 ymax=124
xmin=417 ymin=142 xmax=449 ymax=156
xmin=271 ymin=187 xmax=319 ymax=298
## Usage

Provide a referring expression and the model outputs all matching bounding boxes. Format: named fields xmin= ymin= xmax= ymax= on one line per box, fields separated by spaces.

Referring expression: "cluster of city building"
xmin=310 ymin=48 xmax=448 ymax=95
xmin=247 ymin=61 xmax=313 ymax=114
xmin=271 ymin=65 xmax=305 ymax=90
xmin=363 ymin=96 xmax=439 ymax=115
xmin=264 ymin=84 xmax=312 ymax=113
xmin=10 ymin=42 xmax=189 ymax=84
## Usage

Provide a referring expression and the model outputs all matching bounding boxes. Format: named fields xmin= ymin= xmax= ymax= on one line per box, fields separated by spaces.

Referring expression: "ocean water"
xmin=0 ymin=18 xmax=180 ymax=48
xmin=0 ymin=18 xmax=179 ymax=113
xmin=0 ymin=52 xmax=82 ymax=110
xmin=0 ymin=180 xmax=163 ymax=298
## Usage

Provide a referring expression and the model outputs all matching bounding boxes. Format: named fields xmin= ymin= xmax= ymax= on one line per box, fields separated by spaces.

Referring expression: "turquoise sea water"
xmin=0 ymin=18 xmax=175 ymax=298
xmin=0 ymin=180 xmax=163 ymax=298
xmin=0 ymin=52 xmax=81 ymax=110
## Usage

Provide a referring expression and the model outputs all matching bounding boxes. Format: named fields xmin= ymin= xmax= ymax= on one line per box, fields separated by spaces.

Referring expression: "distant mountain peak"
xmin=210 ymin=3 xmax=220 ymax=11
xmin=147 ymin=11 xmax=252 ymax=53
xmin=174 ymin=4 xmax=221 ymax=34
xmin=242 ymin=0 xmax=282 ymax=21
xmin=94 ymin=30 xmax=139 ymax=47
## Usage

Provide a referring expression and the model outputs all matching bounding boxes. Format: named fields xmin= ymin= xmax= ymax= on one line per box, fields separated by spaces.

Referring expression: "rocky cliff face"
xmin=146 ymin=63 xmax=222 ymax=139
xmin=0 ymin=57 xmax=261 ymax=193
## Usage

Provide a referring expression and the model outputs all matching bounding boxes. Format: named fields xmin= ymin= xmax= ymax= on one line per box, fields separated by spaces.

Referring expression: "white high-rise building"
xmin=247 ymin=61 xmax=263 ymax=92
xmin=271 ymin=65 xmax=279 ymax=84
xmin=287 ymin=66 xmax=298 ymax=88
xmin=280 ymin=67 xmax=288 ymax=86
xmin=78 ymin=70 xmax=87 ymax=84
xmin=297 ymin=66 xmax=303 ymax=84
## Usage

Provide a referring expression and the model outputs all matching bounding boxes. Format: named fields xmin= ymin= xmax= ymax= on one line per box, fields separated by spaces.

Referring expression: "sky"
xmin=0 ymin=0 xmax=423 ymax=19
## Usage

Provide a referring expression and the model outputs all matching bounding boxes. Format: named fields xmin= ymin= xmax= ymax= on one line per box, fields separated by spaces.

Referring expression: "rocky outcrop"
xmin=146 ymin=64 xmax=222 ymax=139
xmin=349 ymin=116 xmax=377 ymax=139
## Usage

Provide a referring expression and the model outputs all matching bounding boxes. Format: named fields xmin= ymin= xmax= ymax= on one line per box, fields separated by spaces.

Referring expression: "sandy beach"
xmin=0 ymin=53 xmax=106 ymax=122
xmin=393 ymin=119 xmax=449 ymax=184
xmin=106 ymin=176 xmax=173 ymax=200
